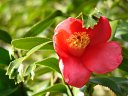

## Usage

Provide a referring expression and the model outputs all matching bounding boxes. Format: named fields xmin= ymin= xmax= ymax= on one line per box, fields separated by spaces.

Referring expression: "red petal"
xmin=59 ymin=56 xmax=92 ymax=88
xmin=54 ymin=17 xmax=86 ymax=35
xmin=83 ymin=42 xmax=122 ymax=74
xmin=87 ymin=16 xmax=111 ymax=46
xmin=53 ymin=17 xmax=86 ymax=57
xmin=53 ymin=30 xmax=69 ymax=57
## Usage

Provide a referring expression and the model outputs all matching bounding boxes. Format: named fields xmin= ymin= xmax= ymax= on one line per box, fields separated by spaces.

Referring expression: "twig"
xmin=66 ymin=84 xmax=74 ymax=96
xmin=19 ymin=82 xmax=27 ymax=96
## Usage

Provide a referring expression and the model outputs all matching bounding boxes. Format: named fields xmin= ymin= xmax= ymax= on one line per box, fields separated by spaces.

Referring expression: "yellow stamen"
xmin=67 ymin=32 xmax=90 ymax=49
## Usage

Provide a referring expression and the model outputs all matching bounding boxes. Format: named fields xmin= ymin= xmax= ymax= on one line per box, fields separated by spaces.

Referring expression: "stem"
xmin=67 ymin=84 xmax=74 ymax=96
xmin=14 ymin=50 xmax=20 ymax=58
xmin=19 ymin=82 xmax=27 ymax=96
xmin=84 ymin=83 xmax=94 ymax=96
xmin=61 ymin=77 xmax=74 ymax=96
xmin=45 ymin=72 xmax=55 ymax=96
xmin=51 ymin=72 xmax=54 ymax=86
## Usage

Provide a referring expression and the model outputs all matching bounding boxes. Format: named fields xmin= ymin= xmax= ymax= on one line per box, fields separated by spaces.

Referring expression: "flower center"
xmin=67 ymin=32 xmax=90 ymax=49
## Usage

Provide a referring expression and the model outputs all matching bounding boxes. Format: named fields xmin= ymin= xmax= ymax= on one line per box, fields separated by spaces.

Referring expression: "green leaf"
xmin=40 ymin=41 xmax=53 ymax=50
xmin=119 ymin=47 xmax=128 ymax=72
xmin=116 ymin=20 xmax=128 ymax=41
xmin=33 ymin=84 xmax=67 ymax=96
xmin=108 ymin=77 xmax=128 ymax=95
xmin=83 ymin=15 xmax=98 ymax=28
xmin=6 ymin=57 xmax=25 ymax=79
xmin=83 ymin=9 xmax=102 ymax=28
xmin=6 ymin=57 xmax=34 ymax=84
xmin=25 ymin=64 xmax=36 ymax=80
xmin=76 ymin=12 xmax=83 ymax=19
xmin=0 ymin=69 xmax=18 ymax=96
xmin=0 ymin=29 xmax=12 ymax=44
xmin=23 ymin=10 xmax=62 ymax=37
xmin=35 ymin=67 xmax=52 ymax=76
xmin=90 ymin=77 xmax=128 ymax=96
xmin=26 ymin=41 xmax=52 ymax=57
xmin=109 ymin=20 xmax=119 ymax=40
xmin=12 ymin=37 xmax=53 ymax=50
xmin=122 ymin=47 xmax=128 ymax=59
xmin=35 ymin=57 xmax=60 ymax=73
xmin=0 ymin=87 xmax=18 ymax=96
xmin=0 ymin=47 xmax=10 ymax=65
xmin=92 ymin=11 xmax=102 ymax=19
xmin=6 ymin=41 xmax=52 ymax=84
xmin=119 ymin=57 xmax=128 ymax=73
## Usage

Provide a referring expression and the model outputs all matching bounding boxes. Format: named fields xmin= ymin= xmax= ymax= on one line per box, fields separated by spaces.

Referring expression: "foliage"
xmin=0 ymin=0 xmax=128 ymax=96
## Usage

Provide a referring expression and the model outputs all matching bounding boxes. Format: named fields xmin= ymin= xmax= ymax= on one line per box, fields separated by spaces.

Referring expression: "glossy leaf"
xmin=6 ymin=41 xmax=52 ymax=83
xmin=0 ymin=29 xmax=12 ymax=44
xmin=33 ymin=84 xmax=67 ymax=96
xmin=83 ymin=15 xmax=98 ymax=28
xmin=90 ymin=77 xmax=128 ymax=96
xmin=119 ymin=57 xmax=128 ymax=73
xmin=35 ymin=67 xmax=51 ymax=78
xmin=6 ymin=57 xmax=35 ymax=84
xmin=0 ymin=69 xmax=18 ymax=96
xmin=0 ymin=47 xmax=10 ymax=65
xmin=23 ymin=10 xmax=62 ymax=37
xmin=109 ymin=20 xmax=119 ymax=40
xmin=116 ymin=21 xmax=128 ymax=41
xmin=35 ymin=57 xmax=60 ymax=73
xmin=6 ymin=57 xmax=25 ymax=79
xmin=119 ymin=47 xmax=128 ymax=72
xmin=25 ymin=64 xmax=36 ymax=80
xmin=26 ymin=41 xmax=52 ymax=57
xmin=83 ymin=9 xmax=102 ymax=28
xmin=12 ymin=37 xmax=53 ymax=50
xmin=0 ymin=87 xmax=18 ymax=96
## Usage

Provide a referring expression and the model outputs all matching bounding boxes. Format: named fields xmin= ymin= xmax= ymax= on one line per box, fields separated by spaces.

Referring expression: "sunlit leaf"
xmin=12 ymin=37 xmax=53 ymax=50
xmin=116 ymin=20 xmax=128 ymax=41
xmin=35 ymin=67 xmax=52 ymax=76
xmin=33 ymin=84 xmax=67 ymax=96
xmin=83 ymin=15 xmax=97 ymax=28
xmin=25 ymin=64 xmax=36 ymax=80
xmin=109 ymin=20 xmax=119 ymax=40
xmin=6 ymin=57 xmax=34 ymax=84
xmin=83 ymin=9 xmax=102 ymax=28
xmin=26 ymin=41 xmax=52 ymax=57
xmin=35 ymin=57 xmax=60 ymax=73
xmin=7 ymin=41 xmax=52 ymax=84
xmin=23 ymin=10 xmax=63 ymax=37
xmin=6 ymin=57 xmax=25 ymax=79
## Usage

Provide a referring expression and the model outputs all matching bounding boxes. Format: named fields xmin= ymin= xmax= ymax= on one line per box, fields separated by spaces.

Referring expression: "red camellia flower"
xmin=53 ymin=16 xmax=122 ymax=88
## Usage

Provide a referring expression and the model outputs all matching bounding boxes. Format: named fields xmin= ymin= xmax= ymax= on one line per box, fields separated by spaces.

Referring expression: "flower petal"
xmin=59 ymin=56 xmax=92 ymax=88
xmin=83 ymin=42 xmax=122 ymax=74
xmin=87 ymin=16 xmax=111 ymax=45
xmin=53 ymin=30 xmax=69 ymax=57
xmin=53 ymin=17 xmax=86 ymax=57
xmin=54 ymin=17 xmax=86 ymax=35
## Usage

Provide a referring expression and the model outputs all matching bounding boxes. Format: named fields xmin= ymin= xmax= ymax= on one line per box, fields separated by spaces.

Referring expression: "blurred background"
xmin=0 ymin=0 xmax=128 ymax=96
